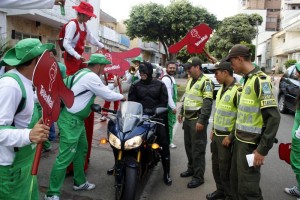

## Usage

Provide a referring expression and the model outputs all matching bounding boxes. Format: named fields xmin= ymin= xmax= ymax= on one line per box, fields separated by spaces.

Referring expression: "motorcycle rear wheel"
xmin=115 ymin=166 xmax=138 ymax=200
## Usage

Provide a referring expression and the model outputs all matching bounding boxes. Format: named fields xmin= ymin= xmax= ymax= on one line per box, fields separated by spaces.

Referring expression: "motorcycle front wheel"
xmin=115 ymin=166 xmax=138 ymax=200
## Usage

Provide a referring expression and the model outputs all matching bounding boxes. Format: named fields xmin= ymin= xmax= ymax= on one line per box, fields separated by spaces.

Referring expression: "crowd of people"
xmin=0 ymin=1 xmax=299 ymax=200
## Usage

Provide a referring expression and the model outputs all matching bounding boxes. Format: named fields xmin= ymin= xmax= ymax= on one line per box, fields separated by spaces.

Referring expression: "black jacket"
xmin=128 ymin=79 xmax=168 ymax=115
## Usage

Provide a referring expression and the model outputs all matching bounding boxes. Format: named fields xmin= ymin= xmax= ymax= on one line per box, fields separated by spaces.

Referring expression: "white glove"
xmin=295 ymin=129 xmax=300 ymax=139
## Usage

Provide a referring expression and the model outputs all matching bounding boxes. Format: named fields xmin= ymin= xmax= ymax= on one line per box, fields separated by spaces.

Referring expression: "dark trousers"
xmin=211 ymin=135 xmax=232 ymax=199
xmin=183 ymin=119 xmax=207 ymax=181
xmin=230 ymin=140 xmax=263 ymax=200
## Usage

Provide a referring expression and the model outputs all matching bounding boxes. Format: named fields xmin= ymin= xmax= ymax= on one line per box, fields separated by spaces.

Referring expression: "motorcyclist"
xmin=128 ymin=61 xmax=172 ymax=185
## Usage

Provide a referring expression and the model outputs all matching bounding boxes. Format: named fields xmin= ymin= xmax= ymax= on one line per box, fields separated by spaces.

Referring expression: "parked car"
xmin=202 ymin=63 xmax=241 ymax=98
xmin=278 ymin=65 xmax=300 ymax=113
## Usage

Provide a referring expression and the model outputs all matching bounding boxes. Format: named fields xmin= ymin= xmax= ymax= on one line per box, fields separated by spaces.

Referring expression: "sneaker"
xmin=73 ymin=181 xmax=96 ymax=191
xmin=169 ymin=143 xmax=177 ymax=149
xmin=284 ymin=186 xmax=300 ymax=197
xmin=100 ymin=116 xmax=107 ymax=122
xmin=44 ymin=195 xmax=59 ymax=200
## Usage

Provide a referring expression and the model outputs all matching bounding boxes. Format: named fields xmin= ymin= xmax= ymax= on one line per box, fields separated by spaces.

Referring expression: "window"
xmin=291 ymin=66 xmax=298 ymax=81
xmin=14 ymin=31 xmax=40 ymax=41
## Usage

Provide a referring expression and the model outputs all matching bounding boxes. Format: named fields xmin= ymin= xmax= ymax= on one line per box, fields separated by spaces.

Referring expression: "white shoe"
xmin=44 ymin=195 xmax=60 ymax=200
xmin=284 ymin=186 xmax=300 ymax=197
xmin=73 ymin=181 xmax=96 ymax=191
xmin=100 ymin=116 xmax=107 ymax=122
xmin=169 ymin=143 xmax=177 ymax=149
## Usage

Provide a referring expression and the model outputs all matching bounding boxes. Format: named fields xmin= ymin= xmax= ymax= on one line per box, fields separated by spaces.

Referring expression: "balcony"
xmin=282 ymin=37 xmax=300 ymax=53
xmin=138 ymin=40 xmax=159 ymax=53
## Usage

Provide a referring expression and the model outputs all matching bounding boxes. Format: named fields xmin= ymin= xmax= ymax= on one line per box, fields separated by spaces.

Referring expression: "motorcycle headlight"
xmin=108 ymin=133 xmax=121 ymax=149
xmin=124 ymin=136 xmax=142 ymax=150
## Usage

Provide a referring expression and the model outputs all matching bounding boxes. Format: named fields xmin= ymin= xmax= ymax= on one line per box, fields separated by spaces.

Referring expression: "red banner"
xmin=96 ymin=48 xmax=141 ymax=76
xmin=168 ymin=23 xmax=212 ymax=54
xmin=31 ymin=50 xmax=75 ymax=175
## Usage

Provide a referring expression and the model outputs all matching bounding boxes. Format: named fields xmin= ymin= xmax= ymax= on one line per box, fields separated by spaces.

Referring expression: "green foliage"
xmin=207 ymin=13 xmax=263 ymax=60
xmin=125 ymin=0 xmax=218 ymax=60
xmin=284 ymin=59 xmax=297 ymax=68
xmin=176 ymin=47 xmax=208 ymax=63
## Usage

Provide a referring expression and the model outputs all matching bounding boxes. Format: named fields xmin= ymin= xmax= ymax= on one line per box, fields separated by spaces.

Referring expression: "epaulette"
xmin=256 ymin=71 xmax=267 ymax=80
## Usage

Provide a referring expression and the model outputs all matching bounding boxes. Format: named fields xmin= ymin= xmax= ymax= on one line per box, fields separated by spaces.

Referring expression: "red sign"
xmin=96 ymin=48 xmax=141 ymax=76
xmin=31 ymin=50 xmax=75 ymax=174
xmin=168 ymin=23 xmax=212 ymax=54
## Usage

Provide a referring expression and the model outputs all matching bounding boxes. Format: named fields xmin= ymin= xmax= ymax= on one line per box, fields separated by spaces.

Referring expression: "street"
xmin=37 ymin=77 xmax=297 ymax=200
xmin=147 ymin=78 xmax=297 ymax=200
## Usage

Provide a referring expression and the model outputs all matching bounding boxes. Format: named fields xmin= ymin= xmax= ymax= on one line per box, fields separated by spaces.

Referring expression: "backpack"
xmin=58 ymin=19 xmax=82 ymax=51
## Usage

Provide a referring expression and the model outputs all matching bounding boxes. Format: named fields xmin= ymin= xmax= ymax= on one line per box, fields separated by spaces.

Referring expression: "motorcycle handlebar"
xmin=151 ymin=118 xmax=164 ymax=123
xmin=102 ymin=107 xmax=117 ymax=114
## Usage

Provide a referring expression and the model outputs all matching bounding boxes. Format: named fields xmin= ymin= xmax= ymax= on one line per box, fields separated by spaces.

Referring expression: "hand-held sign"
xmin=83 ymin=48 xmax=142 ymax=93
xmin=168 ymin=23 xmax=212 ymax=54
xmin=31 ymin=50 xmax=75 ymax=175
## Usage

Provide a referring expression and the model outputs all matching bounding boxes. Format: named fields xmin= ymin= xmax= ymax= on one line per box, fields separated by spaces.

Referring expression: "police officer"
xmin=206 ymin=61 xmax=242 ymax=200
xmin=178 ymin=57 xmax=214 ymax=188
xmin=225 ymin=44 xmax=281 ymax=199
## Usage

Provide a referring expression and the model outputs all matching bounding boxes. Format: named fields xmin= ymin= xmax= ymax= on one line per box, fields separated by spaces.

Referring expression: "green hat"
xmin=83 ymin=53 xmax=111 ymax=65
xmin=131 ymin=56 xmax=143 ymax=63
xmin=2 ymin=38 xmax=54 ymax=66
xmin=296 ymin=63 xmax=300 ymax=72
xmin=58 ymin=62 xmax=67 ymax=78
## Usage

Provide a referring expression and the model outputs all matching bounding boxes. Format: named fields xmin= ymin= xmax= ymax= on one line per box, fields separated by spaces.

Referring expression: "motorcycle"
xmin=91 ymin=101 xmax=168 ymax=200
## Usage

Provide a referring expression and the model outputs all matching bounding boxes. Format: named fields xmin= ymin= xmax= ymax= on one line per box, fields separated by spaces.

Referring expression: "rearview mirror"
xmin=91 ymin=104 xmax=101 ymax=112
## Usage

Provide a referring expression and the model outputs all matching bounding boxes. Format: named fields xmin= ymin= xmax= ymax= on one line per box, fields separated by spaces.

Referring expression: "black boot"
xmin=162 ymin=157 xmax=172 ymax=186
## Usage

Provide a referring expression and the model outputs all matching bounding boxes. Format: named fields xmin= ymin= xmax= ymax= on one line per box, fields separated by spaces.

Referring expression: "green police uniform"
xmin=0 ymin=73 xmax=40 ymax=200
xmin=211 ymin=80 xmax=241 ymax=199
xmin=181 ymin=74 xmax=213 ymax=182
xmin=230 ymin=69 xmax=280 ymax=200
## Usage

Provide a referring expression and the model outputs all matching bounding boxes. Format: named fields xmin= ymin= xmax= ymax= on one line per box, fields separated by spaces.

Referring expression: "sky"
xmin=100 ymin=0 xmax=240 ymax=21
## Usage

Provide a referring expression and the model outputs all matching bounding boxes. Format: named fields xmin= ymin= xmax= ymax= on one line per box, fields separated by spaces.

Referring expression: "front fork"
xmin=114 ymin=150 xmax=141 ymax=184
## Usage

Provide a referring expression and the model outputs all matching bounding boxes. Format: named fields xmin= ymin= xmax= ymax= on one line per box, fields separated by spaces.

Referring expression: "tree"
xmin=125 ymin=0 xmax=218 ymax=60
xmin=207 ymin=13 xmax=263 ymax=60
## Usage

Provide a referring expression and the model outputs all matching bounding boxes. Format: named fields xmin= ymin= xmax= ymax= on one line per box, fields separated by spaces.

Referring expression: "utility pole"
xmin=255 ymin=20 xmax=258 ymax=64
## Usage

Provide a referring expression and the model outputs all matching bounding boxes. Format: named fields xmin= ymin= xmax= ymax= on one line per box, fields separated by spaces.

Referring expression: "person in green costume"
xmin=161 ymin=61 xmax=178 ymax=149
xmin=284 ymin=63 xmax=300 ymax=200
xmin=44 ymin=53 xmax=125 ymax=200
xmin=0 ymin=38 xmax=53 ymax=200
xmin=128 ymin=56 xmax=143 ymax=83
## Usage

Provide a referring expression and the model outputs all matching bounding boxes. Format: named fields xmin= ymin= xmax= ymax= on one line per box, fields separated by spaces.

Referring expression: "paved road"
xmin=38 ymin=77 xmax=297 ymax=200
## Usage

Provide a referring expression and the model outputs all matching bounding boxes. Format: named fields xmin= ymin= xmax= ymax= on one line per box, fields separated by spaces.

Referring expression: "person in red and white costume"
xmin=63 ymin=1 xmax=105 ymax=75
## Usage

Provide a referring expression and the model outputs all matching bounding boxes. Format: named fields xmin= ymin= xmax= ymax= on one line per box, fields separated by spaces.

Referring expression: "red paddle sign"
xmin=31 ymin=50 xmax=75 ymax=175
xmin=96 ymin=48 xmax=141 ymax=76
xmin=168 ymin=23 xmax=212 ymax=54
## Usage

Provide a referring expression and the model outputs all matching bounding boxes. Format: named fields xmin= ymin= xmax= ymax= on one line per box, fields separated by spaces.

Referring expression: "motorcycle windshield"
xmin=118 ymin=101 xmax=143 ymax=133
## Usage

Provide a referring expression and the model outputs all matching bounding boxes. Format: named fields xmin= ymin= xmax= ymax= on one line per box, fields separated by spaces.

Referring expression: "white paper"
xmin=246 ymin=153 xmax=254 ymax=167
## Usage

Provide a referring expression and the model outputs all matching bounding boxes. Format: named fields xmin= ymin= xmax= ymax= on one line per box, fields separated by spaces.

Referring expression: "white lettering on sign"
xmin=104 ymin=65 xmax=121 ymax=72
xmin=40 ymin=85 xmax=53 ymax=109
xmin=49 ymin=63 xmax=57 ymax=91
xmin=195 ymin=35 xmax=208 ymax=46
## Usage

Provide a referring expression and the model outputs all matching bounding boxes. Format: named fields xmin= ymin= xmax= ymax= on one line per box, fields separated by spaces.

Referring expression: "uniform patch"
xmin=245 ymin=86 xmax=251 ymax=94
xmin=261 ymin=99 xmax=276 ymax=107
xmin=224 ymin=95 xmax=231 ymax=102
xmin=261 ymin=82 xmax=271 ymax=94
xmin=205 ymin=82 xmax=212 ymax=92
